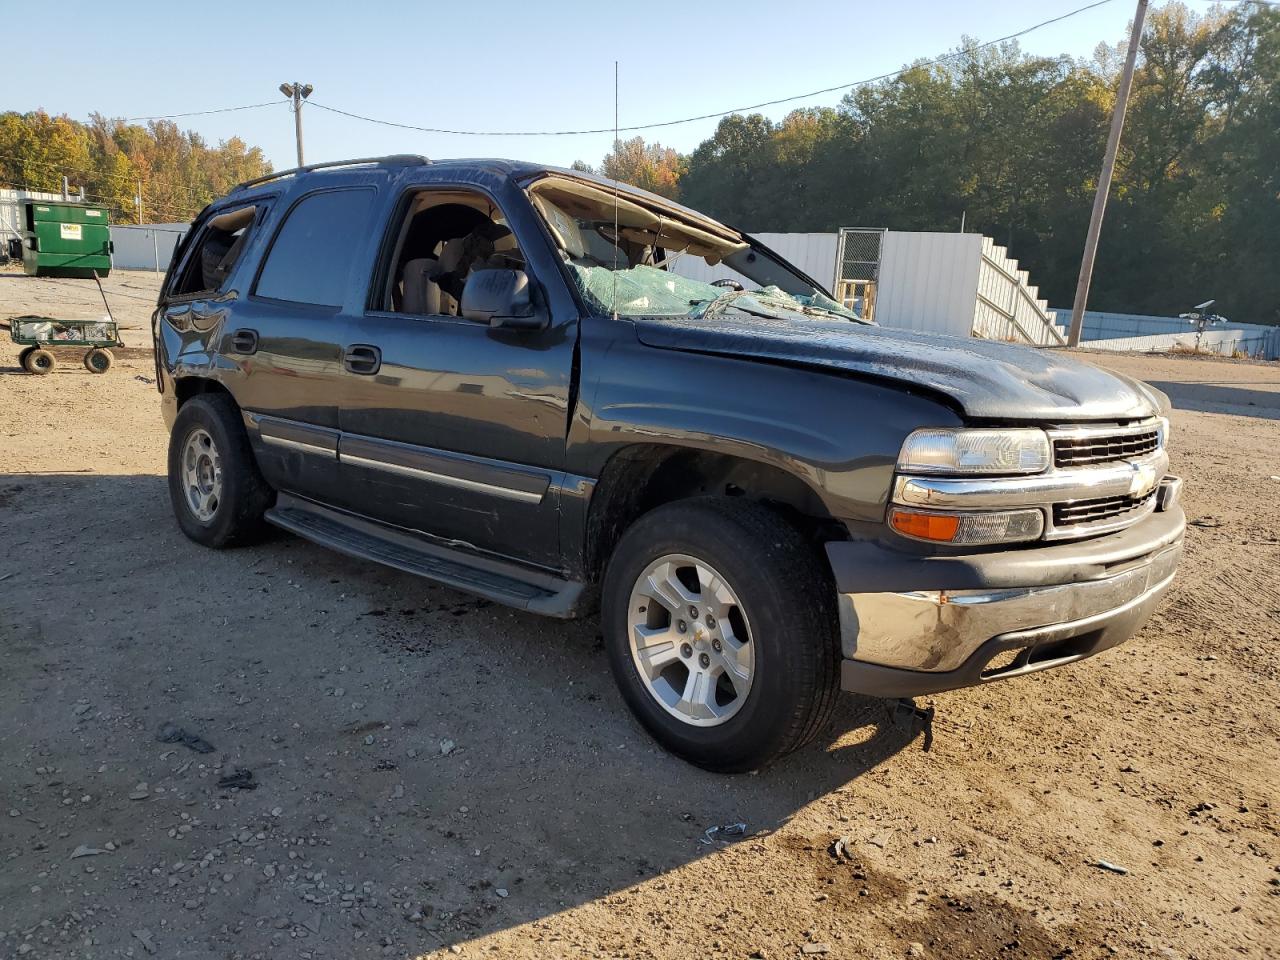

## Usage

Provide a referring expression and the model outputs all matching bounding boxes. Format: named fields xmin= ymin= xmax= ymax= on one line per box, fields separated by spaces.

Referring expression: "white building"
xmin=671 ymin=228 xmax=1066 ymax=346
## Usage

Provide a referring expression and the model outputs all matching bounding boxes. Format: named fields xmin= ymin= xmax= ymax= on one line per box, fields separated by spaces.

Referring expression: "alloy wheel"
xmin=626 ymin=553 xmax=755 ymax=727
xmin=181 ymin=428 xmax=223 ymax=522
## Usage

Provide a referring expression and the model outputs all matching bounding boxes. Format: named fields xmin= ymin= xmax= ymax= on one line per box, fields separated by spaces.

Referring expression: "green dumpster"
xmin=21 ymin=200 xmax=113 ymax=278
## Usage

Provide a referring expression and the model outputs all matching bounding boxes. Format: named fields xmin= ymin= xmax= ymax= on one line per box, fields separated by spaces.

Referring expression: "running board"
xmin=265 ymin=495 xmax=584 ymax=618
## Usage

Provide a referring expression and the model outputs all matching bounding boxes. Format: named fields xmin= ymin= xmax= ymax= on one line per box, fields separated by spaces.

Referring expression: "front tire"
xmin=601 ymin=498 xmax=839 ymax=772
xmin=167 ymin=393 xmax=274 ymax=548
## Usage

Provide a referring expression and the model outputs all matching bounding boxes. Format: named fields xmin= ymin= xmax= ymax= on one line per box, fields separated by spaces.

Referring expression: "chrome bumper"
xmin=836 ymin=520 xmax=1183 ymax=698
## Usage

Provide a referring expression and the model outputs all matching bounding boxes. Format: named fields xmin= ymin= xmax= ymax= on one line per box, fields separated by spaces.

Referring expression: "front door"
xmin=334 ymin=184 xmax=575 ymax=570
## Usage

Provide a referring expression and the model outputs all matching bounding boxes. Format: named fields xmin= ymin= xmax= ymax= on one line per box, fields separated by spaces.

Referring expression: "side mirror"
xmin=460 ymin=269 xmax=545 ymax=330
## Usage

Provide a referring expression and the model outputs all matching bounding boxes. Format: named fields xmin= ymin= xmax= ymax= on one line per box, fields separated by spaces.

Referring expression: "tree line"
xmin=579 ymin=2 xmax=1280 ymax=325
xmin=0 ymin=111 xmax=271 ymax=227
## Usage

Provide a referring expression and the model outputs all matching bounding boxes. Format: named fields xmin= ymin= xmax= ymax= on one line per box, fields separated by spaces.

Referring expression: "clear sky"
xmin=13 ymin=0 xmax=1154 ymax=171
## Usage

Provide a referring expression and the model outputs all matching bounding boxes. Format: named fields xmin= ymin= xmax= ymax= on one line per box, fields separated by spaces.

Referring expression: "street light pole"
xmin=1067 ymin=0 xmax=1148 ymax=347
xmin=279 ymin=82 xmax=314 ymax=168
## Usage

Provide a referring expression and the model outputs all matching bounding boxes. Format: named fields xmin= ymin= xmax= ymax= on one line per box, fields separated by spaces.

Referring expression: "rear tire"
xmin=601 ymin=497 xmax=839 ymax=772
xmin=23 ymin=348 xmax=54 ymax=375
xmin=168 ymin=393 xmax=274 ymax=548
xmin=84 ymin=348 xmax=113 ymax=373
xmin=17 ymin=346 xmax=35 ymax=369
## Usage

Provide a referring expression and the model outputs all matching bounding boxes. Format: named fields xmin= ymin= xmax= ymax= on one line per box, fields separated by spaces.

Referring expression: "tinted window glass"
xmin=256 ymin=189 xmax=374 ymax=307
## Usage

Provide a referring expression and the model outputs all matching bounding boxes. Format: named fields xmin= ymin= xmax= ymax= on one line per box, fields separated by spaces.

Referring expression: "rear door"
xmin=228 ymin=187 xmax=379 ymax=504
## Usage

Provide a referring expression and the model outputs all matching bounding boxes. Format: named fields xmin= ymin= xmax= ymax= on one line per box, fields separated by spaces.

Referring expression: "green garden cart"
xmin=9 ymin=273 xmax=124 ymax=375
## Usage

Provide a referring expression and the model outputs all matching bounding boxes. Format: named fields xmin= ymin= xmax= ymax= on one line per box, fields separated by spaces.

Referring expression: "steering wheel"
xmin=711 ymin=278 xmax=744 ymax=291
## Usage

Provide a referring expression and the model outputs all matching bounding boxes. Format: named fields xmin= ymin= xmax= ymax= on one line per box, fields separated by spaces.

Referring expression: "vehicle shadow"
xmin=1148 ymin=379 xmax=1280 ymax=421
xmin=0 ymin=472 xmax=923 ymax=957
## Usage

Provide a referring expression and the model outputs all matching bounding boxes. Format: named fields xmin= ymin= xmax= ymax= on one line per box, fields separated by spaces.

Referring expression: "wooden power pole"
xmin=1067 ymin=0 xmax=1149 ymax=347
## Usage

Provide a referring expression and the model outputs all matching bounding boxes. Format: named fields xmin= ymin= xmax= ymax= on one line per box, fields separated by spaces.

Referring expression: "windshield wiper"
xmin=793 ymin=300 xmax=865 ymax=323
xmin=688 ymin=290 xmax=783 ymax=321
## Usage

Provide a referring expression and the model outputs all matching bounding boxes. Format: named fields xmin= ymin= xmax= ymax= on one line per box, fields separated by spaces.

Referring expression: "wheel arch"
xmin=174 ymin=376 xmax=235 ymax=410
xmin=582 ymin=443 xmax=842 ymax=584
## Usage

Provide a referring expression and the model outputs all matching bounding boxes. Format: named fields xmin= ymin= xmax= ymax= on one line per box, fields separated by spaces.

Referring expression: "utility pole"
xmin=136 ymin=180 xmax=143 ymax=224
xmin=279 ymin=82 xmax=314 ymax=167
xmin=1067 ymin=0 xmax=1148 ymax=347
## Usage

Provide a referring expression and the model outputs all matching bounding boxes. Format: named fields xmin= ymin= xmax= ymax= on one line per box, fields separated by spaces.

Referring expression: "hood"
xmin=632 ymin=313 xmax=1167 ymax=423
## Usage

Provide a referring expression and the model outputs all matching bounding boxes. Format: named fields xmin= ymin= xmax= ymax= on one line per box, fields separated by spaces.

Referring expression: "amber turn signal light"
xmin=890 ymin=509 xmax=960 ymax=542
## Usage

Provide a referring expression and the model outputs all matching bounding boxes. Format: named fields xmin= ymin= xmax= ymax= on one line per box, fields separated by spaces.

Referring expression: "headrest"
xmin=201 ymin=232 xmax=235 ymax=288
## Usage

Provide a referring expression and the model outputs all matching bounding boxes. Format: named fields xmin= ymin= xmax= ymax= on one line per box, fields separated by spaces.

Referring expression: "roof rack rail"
xmin=231 ymin=155 xmax=430 ymax=193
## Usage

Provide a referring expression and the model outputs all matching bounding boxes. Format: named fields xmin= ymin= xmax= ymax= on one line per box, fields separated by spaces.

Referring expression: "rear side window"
xmin=255 ymin=189 xmax=375 ymax=307
xmin=170 ymin=204 xmax=257 ymax=298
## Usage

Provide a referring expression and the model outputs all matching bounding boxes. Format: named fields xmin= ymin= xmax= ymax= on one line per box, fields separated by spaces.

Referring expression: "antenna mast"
xmin=612 ymin=60 xmax=620 ymax=322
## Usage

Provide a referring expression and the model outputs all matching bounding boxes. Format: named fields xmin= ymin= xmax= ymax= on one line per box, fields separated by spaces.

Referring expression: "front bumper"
xmin=828 ymin=498 xmax=1185 ymax=699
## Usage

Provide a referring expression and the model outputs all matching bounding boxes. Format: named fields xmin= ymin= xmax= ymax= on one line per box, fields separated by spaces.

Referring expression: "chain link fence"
xmin=834 ymin=228 xmax=886 ymax=320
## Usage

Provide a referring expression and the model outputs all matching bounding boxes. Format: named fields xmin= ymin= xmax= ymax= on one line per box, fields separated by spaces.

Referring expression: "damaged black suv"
xmin=154 ymin=156 xmax=1184 ymax=772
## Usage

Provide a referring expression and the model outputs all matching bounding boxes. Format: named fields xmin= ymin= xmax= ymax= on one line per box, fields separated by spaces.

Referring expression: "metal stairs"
xmin=974 ymin=237 xmax=1066 ymax=346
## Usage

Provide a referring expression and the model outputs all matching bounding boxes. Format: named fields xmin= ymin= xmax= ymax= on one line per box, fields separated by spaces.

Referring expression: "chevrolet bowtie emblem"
xmin=1128 ymin=460 xmax=1158 ymax=497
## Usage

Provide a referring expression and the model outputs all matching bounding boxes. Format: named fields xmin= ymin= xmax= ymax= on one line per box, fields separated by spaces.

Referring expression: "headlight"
xmin=898 ymin=428 xmax=1051 ymax=475
xmin=889 ymin=507 xmax=1045 ymax=545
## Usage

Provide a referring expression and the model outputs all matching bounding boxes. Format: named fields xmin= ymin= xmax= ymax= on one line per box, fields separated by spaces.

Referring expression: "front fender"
xmin=571 ymin=325 xmax=962 ymax=525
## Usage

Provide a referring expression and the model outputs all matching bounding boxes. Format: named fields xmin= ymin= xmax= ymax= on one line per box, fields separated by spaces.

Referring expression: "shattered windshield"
xmin=568 ymin=264 xmax=861 ymax=323
xmin=526 ymin=176 xmax=866 ymax=324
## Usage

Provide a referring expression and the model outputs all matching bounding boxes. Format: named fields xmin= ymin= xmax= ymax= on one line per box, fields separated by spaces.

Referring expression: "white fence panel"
xmin=110 ymin=223 xmax=187 ymax=272
xmin=1084 ymin=327 xmax=1280 ymax=359
xmin=1055 ymin=308 xmax=1280 ymax=359
xmin=1 ymin=188 xmax=62 ymax=243
xmin=875 ymin=232 xmax=982 ymax=338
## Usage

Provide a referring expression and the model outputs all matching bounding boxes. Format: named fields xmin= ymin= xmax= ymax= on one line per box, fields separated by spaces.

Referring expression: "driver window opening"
xmin=383 ymin=190 xmax=525 ymax=316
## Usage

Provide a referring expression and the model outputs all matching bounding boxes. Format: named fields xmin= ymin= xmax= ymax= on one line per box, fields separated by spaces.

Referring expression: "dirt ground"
xmin=1 ymin=268 xmax=1277 ymax=960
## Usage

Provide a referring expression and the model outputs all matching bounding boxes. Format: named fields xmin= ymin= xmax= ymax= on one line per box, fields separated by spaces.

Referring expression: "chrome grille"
xmin=1053 ymin=428 xmax=1160 ymax=467
xmin=1053 ymin=491 xmax=1155 ymax=527
xmin=893 ymin=419 xmax=1169 ymax=543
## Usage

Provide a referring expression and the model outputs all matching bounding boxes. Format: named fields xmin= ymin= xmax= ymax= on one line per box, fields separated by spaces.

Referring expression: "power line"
xmin=1 ymin=174 xmax=197 ymax=224
xmin=0 ymin=150 xmax=248 ymax=210
xmin=122 ymin=99 xmax=289 ymax=122
xmin=0 ymin=154 xmax=218 ymax=218
xmin=307 ymin=0 xmax=1120 ymax=138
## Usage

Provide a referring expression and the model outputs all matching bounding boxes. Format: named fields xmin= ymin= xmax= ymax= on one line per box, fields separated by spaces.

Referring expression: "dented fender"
xmin=568 ymin=316 xmax=962 ymax=527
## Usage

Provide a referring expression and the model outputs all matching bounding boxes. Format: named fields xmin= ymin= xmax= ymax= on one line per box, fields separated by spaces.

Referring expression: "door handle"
xmin=344 ymin=344 xmax=381 ymax=375
xmin=230 ymin=328 xmax=259 ymax=354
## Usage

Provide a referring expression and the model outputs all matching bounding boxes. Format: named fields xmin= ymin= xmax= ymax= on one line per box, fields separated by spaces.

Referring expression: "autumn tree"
xmin=0 ymin=110 xmax=271 ymax=225
xmin=667 ymin=1 xmax=1280 ymax=322
xmin=600 ymin=137 xmax=686 ymax=199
